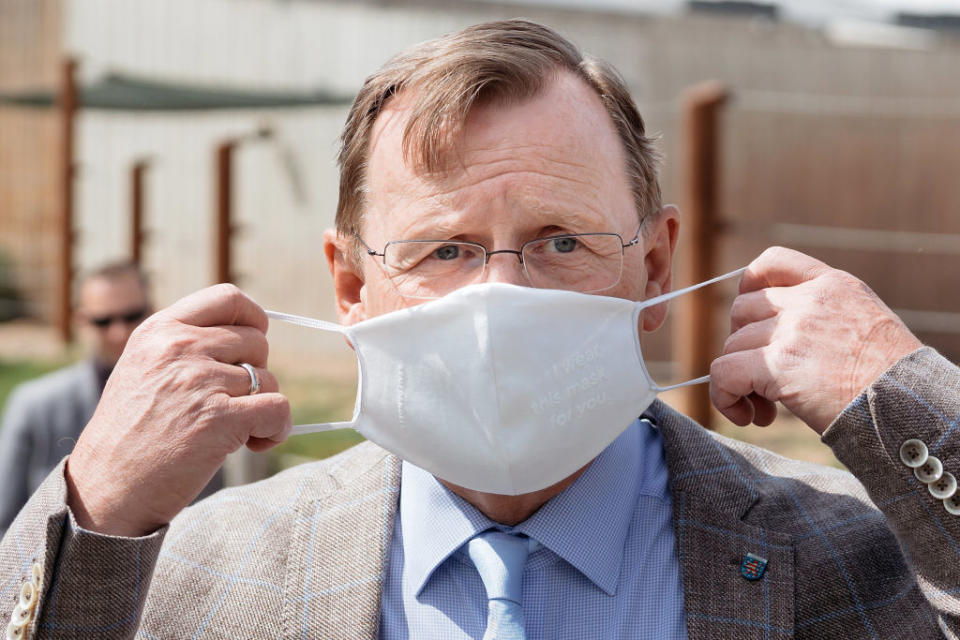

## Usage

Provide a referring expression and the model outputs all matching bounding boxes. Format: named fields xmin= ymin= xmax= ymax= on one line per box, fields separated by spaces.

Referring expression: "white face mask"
xmin=267 ymin=268 xmax=744 ymax=496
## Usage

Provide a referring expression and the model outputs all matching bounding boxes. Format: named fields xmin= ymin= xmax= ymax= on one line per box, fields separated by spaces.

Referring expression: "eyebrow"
xmin=388 ymin=206 xmax=610 ymax=242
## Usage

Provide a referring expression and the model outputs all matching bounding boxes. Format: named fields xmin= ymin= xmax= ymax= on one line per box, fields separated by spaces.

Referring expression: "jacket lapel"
xmin=282 ymin=443 xmax=401 ymax=640
xmin=651 ymin=401 xmax=796 ymax=639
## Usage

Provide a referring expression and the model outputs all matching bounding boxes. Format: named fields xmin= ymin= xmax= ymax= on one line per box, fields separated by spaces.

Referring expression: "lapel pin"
xmin=740 ymin=553 xmax=768 ymax=581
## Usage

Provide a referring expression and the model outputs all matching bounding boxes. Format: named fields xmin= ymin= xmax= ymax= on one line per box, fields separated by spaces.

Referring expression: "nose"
xmin=105 ymin=321 xmax=133 ymax=345
xmin=483 ymin=251 xmax=531 ymax=287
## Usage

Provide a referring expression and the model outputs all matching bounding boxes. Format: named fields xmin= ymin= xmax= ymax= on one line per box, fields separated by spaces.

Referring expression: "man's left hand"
xmin=710 ymin=246 xmax=923 ymax=434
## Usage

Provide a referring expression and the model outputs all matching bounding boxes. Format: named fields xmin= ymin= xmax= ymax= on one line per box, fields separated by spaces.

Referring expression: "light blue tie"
xmin=467 ymin=531 xmax=530 ymax=640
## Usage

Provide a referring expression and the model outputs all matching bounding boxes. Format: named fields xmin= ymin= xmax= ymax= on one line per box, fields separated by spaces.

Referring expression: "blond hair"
xmin=336 ymin=19 xmax=661 ymax=237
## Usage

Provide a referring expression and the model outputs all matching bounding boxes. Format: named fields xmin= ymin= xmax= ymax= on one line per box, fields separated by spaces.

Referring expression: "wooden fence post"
xmin=57 ymin=58 xmax=77 ymax=343
xmin=130 ymin=160 xmax=149 ymax=265
xmin=674 ymin=81 xmax=728 ymax=429
xmin=214 ymin=141 xmax=236 ymax=284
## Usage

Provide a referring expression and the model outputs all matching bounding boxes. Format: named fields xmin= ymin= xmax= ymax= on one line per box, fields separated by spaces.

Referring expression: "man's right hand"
xmin=66 ymin=284 xmax=292 ymax=537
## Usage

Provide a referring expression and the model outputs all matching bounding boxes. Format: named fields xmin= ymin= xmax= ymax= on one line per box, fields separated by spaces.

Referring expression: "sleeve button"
xmin=17 ymin=582 xmax=36 ymax=612
xmin=944 ymin=493 xmax=960 ymax=516
xmin=8 ymin=604 xmax=30 ymax=629
xmin=929 ymin=472 xmax=958 ymax=500
xmin=900 ymin=439 xmax=929 ymax=468
xmin=915 ymin=456 xmax=943 ymax=484
xmin=6 ymin=620 xmax=26 ymax=640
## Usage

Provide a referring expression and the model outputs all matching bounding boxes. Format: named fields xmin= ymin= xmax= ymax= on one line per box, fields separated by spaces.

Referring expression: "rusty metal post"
xmin=674 ymin=81 xmax=728 ymax=429
xmin=214 ymin=141 xmax=236 ymax=284
xmin=57 ymin=58 xmax=78 ymax=343
xmin=130 ymin=160 xmax=148 ymax=265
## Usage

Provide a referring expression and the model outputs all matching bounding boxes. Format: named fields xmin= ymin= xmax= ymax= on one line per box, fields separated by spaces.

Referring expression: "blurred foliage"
xmin=0 ymin=249 xmax=24 ymax=321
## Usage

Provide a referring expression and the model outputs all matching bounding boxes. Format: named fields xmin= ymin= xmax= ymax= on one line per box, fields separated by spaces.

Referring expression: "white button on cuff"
xmin=930 ymin=472 xmax=959 ymax=500
xmin=915 ymin=456 xmax=944 ymax=484
xmin=5 ymin=620 xmax=25 ymax=640
xmin=944 ymin=493 xmax=960 ymax=516
xmin=31 ymin=563 xmax=41 ymax=589
xmin=900 ymin=439 xmax=929 ymax=468
xmin=7 ymin=605 xmax=29 ymax=629
xmin=17 ymin=582 xmax=35 ymax=612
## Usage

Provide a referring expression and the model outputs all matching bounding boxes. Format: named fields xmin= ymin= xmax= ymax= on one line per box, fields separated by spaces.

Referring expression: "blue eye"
xmin=433 ymin=245 xmax=461 ymax=260
xmin=551 ymin=237 xmax=578 ymax=253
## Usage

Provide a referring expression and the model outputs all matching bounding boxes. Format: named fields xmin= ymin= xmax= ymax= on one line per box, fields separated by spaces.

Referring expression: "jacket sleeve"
xmin=0 ymin=388 xmax=36 ymax=538
xmin=823 ymin=346 xmax=960 ymax=635
xmin=0 ymin=458 xmax=166 ymax=640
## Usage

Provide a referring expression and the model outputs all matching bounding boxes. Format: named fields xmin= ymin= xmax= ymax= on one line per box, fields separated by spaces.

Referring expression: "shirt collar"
xmin=400 ymin=460 xmax=495 ymax=598
xmin=400 ymin=418 xmax=654 ymax=598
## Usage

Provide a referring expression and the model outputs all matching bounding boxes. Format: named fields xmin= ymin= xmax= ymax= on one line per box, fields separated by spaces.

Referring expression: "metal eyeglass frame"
xmin=353 ymin=224 xmax=643 ymax=294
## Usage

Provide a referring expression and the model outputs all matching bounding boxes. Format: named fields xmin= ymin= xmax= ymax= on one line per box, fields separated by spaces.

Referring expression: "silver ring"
xmin=238 ymin=363 xmax=260 ymax=395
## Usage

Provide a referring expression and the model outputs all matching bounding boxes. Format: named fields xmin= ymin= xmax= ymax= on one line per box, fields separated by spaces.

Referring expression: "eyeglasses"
xmin=86 ymin=307 xmax=149 ymax=329
xmin=355 ymin=227 xmax=642 ymax=299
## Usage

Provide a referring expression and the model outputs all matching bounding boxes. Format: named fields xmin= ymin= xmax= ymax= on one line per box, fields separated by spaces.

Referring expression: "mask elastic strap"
xmin=265 ymin=310 xmax=362 ymax=436
xmin=265 ymin=309 xmax=348 ymax=334
xmin=635 ymin=266 xmax=747 ymax=392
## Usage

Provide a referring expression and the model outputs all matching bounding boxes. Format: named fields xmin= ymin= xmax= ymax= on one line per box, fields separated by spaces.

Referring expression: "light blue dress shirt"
xmin=380 ymin=418 xmax=688 ymax=639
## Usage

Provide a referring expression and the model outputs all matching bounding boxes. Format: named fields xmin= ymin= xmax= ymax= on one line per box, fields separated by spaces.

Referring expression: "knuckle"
xmin=729 ymin=295 xmax=747 ymax=320
xmin=252 ymin=330 xmax=270 ymax=355
xmin=260 ymin=370 xmax=279 ymax=392
xmin=209 ymin=283 xmax=248 ymax=312
xmin=761 ymin=246 xmax=790 ymax=263
xmin=270 ymin=394 xmax=291 ymax=415
xmin=211 ymin=282 xmax=243 ymax=299
xmin=722 ymin=330 xmax=740 ymax=355
xmin=164 ymin=332 xmax=198 ymax=360
xmin=710 ymin=356 xmax=729 ymax=381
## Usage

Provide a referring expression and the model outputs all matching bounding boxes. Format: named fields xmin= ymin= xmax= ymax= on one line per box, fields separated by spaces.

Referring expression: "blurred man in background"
xmin=0 ymin=262 xmax=221 ymax=537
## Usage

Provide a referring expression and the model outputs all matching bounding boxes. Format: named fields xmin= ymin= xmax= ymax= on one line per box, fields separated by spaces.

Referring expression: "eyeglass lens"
xmin=89 ymin=308 xmax=148 ymax=329
xmin=381 ymin=234 xmax=625 ymax=298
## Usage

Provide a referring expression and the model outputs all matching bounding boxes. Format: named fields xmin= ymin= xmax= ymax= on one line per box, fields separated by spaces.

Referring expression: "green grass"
xmin=268 ymin=371 xmax=365 ymax=471
xmin=0 ymin=359 xmax=69 ymax=412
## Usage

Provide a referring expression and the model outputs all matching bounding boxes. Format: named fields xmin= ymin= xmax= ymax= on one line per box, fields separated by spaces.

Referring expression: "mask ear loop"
xmin=633 ymin=266 xmax=747 ymax=392
xmin=265 ymin=310 xmax=364 ymax=436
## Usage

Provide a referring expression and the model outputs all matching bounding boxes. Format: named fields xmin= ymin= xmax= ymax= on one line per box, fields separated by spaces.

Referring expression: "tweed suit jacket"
xmin=2 ymin=347 xmax=960 ymax=639
xmin=0 ymin=361 xmax=100 ymax=539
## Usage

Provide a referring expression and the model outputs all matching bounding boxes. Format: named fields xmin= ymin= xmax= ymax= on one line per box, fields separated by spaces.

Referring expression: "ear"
xmin=640 ymin=205 xmax=680 ymax=332
xmin=323 ymin=228 xmax=367 ymax=325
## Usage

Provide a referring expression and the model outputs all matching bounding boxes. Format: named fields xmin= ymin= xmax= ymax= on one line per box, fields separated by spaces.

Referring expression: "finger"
xmin=214 ymin=363 xmax=279 ymax=397
xmin=724 ymin=394 xmax=778 ymax=428
xmin=748 ymin=393 xmax=778 ymax=426
xmin=226 ymin=393 xmax=292 ymax=443
xmin=187 ymin=325 xmax=269 ymax=368
xmin=721 ymin=396 xmax=755 ymax=427
xmin=710 ymin=349 xmax=780 ymax=424
xmin=740 ymin=247 xmax=831 ymax=294
xmin=167 ymin=284 xmax=268 ymax=332
xmin=247 ymin=437 xmax=282 ymax=453
xmin=729 ymin=290 xmax=779 ymax=333
xmin=724 ymin=316 xmax=777 ymax=355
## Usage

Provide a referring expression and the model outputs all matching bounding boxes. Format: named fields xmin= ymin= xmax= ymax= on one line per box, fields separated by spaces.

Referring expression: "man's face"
xmin=76 ymin=273 xmax=150 ymax=368
xmin=329 ymin=70 xmax=676 ymax=328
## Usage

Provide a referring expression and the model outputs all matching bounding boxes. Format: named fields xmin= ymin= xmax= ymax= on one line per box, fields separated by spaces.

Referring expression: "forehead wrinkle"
xmin=421 ymin=162 xmax=604 ymax=209
xmin=391 ymin=209 xmax=468 ymax=240
xmin=375 ymin=159 xmax=615 ymax=241
xmin=385 ymin=190 xmax=609 ymax=243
